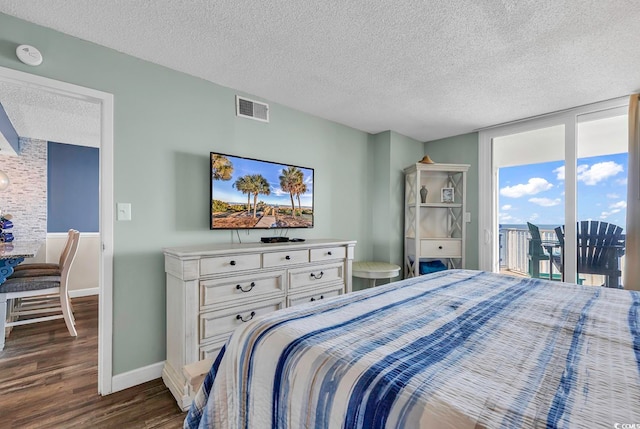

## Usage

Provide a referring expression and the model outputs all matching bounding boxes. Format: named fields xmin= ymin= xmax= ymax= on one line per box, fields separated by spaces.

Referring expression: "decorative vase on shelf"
xmin=420 ymin=185 xmax=428 ymax=203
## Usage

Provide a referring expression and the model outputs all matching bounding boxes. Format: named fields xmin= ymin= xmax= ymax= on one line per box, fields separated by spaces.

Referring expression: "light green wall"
xmin=389 ymin=132 xmax=425 ymax=272
xmin=0 ymin=14 xmax=375 ymax=374
xmin=370 ymin=132 xmax=392 ymax=265
xmin=368 ymin=131 xmax=423 ymax=286
xmin=0 ymin=12 xmax=480 ymax=376
xmin=423 ymin=132 xmax=480 ymax=269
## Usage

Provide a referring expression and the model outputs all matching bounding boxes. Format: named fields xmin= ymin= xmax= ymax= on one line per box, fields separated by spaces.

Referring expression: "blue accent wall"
xmin=0 ymin=101 xmax=20 ymax=154
xmin=47 ymin=142 xmax=99 ymax=232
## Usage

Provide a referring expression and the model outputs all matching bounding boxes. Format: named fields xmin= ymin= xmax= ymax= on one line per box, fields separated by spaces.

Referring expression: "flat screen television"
xmin=210 ymin=152 xmax=314 ymax=230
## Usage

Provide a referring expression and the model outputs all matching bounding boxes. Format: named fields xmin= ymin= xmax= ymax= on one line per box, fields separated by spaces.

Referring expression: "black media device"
xmin=261 ymin=237 xmax=290 ymax=243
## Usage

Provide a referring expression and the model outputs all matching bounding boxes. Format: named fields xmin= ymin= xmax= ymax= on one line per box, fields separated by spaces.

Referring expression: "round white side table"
xmin=352 ymin=261 xmax=401 ymax=287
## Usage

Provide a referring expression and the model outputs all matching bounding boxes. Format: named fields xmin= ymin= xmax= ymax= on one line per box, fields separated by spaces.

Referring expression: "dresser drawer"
xmin=200 ymin=253 xmax=261 ymax=276
xmin=200 ymin=297 xmax=284 ymax=343
xmin=310 ymin=246 xmax=346 ymax=262
xmin=288 ymin=284 xmax=343 ymax=307
xmin=420 ymin=239 xmax=462 ymax=258
xmin=200 ymin=271 xmax=285 ymax=309
xmin=199 ymin=338 xmax=227 ymax=361
xmin=288 ymin=262 xmax=344 ymax=291
xmin=263 ymin=249 xmax=309 ymax=267
xmin=204 ymin=339 xmax=227 ymax=362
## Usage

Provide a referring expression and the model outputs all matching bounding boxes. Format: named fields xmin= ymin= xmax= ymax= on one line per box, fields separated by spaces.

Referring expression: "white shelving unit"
xmin=404 ymin=163 xmax=469 ymax=277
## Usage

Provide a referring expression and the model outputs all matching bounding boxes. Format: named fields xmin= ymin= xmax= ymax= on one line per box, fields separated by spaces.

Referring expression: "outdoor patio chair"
xmin=527 ymin=222 xmax=561 ymax=280
xmin=554 ymin=220 xmax=625 ymax=288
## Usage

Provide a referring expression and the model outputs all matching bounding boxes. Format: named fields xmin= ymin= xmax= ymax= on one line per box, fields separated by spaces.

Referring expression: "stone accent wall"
xmin=0 ymin=137 xmax=47 ymax=242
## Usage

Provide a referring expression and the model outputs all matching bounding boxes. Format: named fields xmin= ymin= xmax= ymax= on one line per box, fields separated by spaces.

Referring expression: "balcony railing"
xmin=499 ymin=226 xmax=558 ymax=278
xmin=499 ymin=226 xmax=626 ymax=286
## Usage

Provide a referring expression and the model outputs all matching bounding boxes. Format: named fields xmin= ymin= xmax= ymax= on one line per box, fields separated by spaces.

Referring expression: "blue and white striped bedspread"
xmin=185 ymin=269 xmax=640 ymax=429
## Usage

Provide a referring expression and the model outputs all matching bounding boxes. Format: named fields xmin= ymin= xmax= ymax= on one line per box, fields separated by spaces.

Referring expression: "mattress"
xmin=185 ymin=269 xmax=640 ymax=429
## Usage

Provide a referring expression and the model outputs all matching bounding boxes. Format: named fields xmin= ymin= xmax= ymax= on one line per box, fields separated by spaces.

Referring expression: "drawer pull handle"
xmin=327 ymin=251 xmax=332 ymax=256
xmin=310 ymin=295 xmax=325 ymax=302
xmin=285 ymin=255 xmax=291 ymax=260
xmin=236 ymin=311 xmax=256 ymax=322
xmin=230 ymin=260 xmax=236 ymax=266
xmin=310 ymin=271 xmax=324 ymax=279
xmin=236 ymin=282 xmax=256 ymax=292
xmin=438 ymin=246 xmax=443 ymax=250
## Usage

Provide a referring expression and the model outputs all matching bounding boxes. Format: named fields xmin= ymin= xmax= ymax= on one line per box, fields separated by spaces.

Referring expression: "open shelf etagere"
xmin=404 ymin=162 xmax=469 ymax=278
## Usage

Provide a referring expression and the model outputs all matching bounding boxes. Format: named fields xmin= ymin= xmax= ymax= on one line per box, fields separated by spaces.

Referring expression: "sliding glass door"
xmin=575 ymin=108 xmax=628 ymax=287
xmin=479 ymin=98 xmax=629 ymax=287
xmin=493 ymin=124 xmax=565 ymax=280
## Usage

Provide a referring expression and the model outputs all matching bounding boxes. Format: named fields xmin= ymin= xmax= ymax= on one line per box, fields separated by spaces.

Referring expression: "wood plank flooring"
xmin=0 ymin=296 xmax=186 ymax=428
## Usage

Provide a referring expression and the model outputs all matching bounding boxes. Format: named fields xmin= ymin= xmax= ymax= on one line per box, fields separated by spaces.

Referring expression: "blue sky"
xmin=499 ymin=153 xmax=628 ymax=229
xmin=211 ymin=155 xmax=314 ymax=207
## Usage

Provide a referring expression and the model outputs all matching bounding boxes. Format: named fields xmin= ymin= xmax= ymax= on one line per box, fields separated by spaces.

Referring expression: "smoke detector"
xmin=16 ymin=45 xmax=43 ymax=66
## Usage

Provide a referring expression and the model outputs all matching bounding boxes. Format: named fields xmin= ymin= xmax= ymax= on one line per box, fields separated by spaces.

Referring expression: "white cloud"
xmin=500 ymin=178 xmax=553 ymax=198
xmin=501 ymin=204 xmax=512 ymax=210
xmin=609 ymin=200 xmax=627 ymax=210
xmin=529 ymin=197 xmax=562 ymax=207
xmin=271 ymin=186 xmax=288 ymax=196
xmin=577 ymin=161 xmax=623 ymax=185
xmin=499 ymin=212 xmax=516 ymax=223
xmin=599 ymin=201 xmax=626 ymax=219
xmin=607 ymin=193 xmax=620 ymax=199
xmin=554 ymin=165 xmax=589 ymax=181
xmin=617 ymin=178 xmax=628 ymax=186
xmin=600 ymin=209 xmax=621 ymax=219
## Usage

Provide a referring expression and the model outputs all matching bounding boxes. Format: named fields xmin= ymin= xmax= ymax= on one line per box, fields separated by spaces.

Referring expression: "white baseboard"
xmin=111 ymin=361 xmax=165 ymax=393
xmin=69 ymin=287 xmax=100 ymax=298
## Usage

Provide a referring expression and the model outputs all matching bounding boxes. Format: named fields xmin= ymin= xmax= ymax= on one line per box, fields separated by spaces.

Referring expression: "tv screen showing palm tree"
xmin=210 ymin=152 xmax=314 ymax=229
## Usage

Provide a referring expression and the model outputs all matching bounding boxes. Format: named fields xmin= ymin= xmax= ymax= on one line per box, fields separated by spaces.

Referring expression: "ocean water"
xmin=500 ymin=224 xmax=561 ymax=230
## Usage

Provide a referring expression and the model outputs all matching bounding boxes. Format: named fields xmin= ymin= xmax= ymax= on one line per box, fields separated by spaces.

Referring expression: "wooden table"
xmin=0 ymin=241 xmax=42 ymax=284
xmin=352 ymin=261 xmax=401 ymax=287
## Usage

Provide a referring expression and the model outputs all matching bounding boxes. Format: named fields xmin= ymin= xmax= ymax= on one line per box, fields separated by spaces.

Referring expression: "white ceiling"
xmin=0 ymin=80 xmax=100 ymax=148
xmin=1 ymin=1 xmax=640 ymax=142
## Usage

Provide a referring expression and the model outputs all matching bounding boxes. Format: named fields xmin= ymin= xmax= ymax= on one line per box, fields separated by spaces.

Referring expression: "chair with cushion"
xmin=0 ymin=229 xmax=80 ymax=350
xmin=555 ymin=220 xmax=625 ymax=288
xmin=527 ymin=222 xmax=561 ymax=279
xmin=10 ymin=229 xmax=76 ymax=278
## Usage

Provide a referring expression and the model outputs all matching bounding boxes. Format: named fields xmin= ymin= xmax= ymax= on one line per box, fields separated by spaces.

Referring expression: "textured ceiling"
xmin=1 ymin=1 xmax=640 ymax=142
xmin=0 ymin=80 xmax=100 ymax=147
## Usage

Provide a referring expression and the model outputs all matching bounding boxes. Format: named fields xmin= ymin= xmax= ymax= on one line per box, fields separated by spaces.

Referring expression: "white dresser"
xmin=162 ymin=238 xmax=356 ymax=410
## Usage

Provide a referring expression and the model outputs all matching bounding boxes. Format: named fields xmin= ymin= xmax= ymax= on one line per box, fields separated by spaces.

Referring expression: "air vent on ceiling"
xmin=236 ymin=95 xmax=269 ymax=123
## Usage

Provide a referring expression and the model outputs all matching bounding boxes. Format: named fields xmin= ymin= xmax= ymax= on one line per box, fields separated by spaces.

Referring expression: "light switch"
xmin=464 ymin=212 xmax=471 ymax=222
xmin=117 ymin=203 xmax=132 ymax=221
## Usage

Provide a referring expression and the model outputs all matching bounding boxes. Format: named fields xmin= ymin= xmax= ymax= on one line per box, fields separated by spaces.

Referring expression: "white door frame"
xmin=0 ymin=65 xmax=114 ymax=394
xmin=478 ymin=97 xmax=629 ymax=281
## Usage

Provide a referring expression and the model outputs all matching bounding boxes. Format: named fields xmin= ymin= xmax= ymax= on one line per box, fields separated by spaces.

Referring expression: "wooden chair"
xmin=10 ymin=229 xmax=76 ymax=278
xmin=527 ymin=222 xmax=561 ymax=279
xmin=0 ymin=230 xmax=80 ymax=350
xmin=555 ymin=221 xmax=625 ymax=288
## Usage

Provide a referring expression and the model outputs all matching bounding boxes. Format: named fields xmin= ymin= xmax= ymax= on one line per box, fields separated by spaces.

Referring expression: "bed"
xmin=185 ymin=269 xmax=640 ymax=429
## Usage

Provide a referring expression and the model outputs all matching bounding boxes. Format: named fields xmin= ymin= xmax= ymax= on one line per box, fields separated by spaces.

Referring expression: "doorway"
xmin=479 ymin=98 xmax=629 ymax=287
xmin=0 ymin=65 xmax=114 ymax=393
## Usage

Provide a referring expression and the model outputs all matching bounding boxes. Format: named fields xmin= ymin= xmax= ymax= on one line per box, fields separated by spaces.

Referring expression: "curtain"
xmin=624 ymin=94 xmax=640 ymax=290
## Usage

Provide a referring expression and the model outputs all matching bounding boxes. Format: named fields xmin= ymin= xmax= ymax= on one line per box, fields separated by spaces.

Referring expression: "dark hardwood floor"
xmin=0 ymin=296 xmax=186 ymax=428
